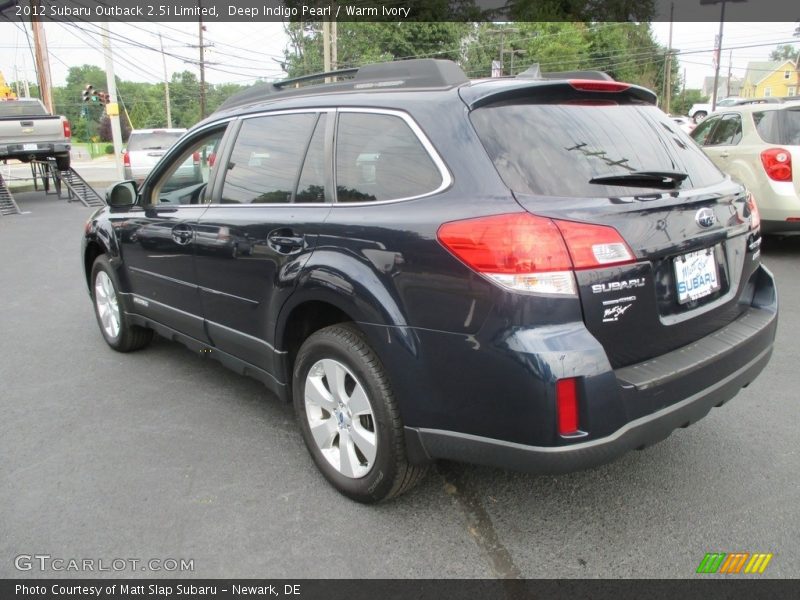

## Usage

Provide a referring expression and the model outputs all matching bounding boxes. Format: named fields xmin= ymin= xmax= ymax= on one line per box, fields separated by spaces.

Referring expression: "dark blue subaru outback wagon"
xmin=82 ymin=59 xmax=777 ymax=502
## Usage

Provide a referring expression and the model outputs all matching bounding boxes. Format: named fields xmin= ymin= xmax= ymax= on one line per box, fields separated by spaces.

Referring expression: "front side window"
xmin=221 ymin=113 xmax=317 ymax=204
xmin=690 ymin=116 xmax=721 ymax=146
xmin=335 ymin=112 xmax=443 ymax=203
xmin=706 ymin=114 xmax=742 ymax=146
xmin=149 ymin=129 xmax=224 ymax=205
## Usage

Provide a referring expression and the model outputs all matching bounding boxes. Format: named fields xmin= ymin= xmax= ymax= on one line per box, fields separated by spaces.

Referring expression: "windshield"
xmin=753 ymin=108 xmax=800 ymax=145
xmin=470 ymin=102 xmax=725 ymax=197
xmin=0 ymin=100 xmax=48 ymax=118
xmin=127 ymin=131 xmax=185 ymax=151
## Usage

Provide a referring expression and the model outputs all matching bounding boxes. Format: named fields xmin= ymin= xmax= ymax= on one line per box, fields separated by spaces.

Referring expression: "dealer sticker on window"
xmin=674 ymin=247 xmax=720 ymax=304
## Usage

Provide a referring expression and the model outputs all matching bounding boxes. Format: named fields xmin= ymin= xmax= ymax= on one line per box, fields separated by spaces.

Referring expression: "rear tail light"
xmin=568 ymin=79 xmax=630 ymax=93
xmin=437 ymin=213 xmax=634 ymax=295
xmin=122 ymin=151 xmax=130 ymax=167
xmin=746 ymin=193 xmax=760 ymax=231
xmin=760 ymin=148 xmax=792 ymax=182
xmin=192 ymin=151 xmax=200 ymax=164
xmin=62 ymin=119 xmax=71 ymax=139
xmin=556 ymin=378 xmax=579 ymax=436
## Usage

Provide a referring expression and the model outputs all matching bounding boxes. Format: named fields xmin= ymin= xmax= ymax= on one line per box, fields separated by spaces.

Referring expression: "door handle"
xmin=171 ymin=224 xmax=194 ymax=245
xmin=719 ymin=151 xmax=730 ymax=158
xmin=267 ymin=229 xmax=305 ymax=254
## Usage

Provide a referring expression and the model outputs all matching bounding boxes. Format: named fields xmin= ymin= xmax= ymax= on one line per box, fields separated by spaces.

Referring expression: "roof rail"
xmin=273 ymin=67 xmax=359 ymax=90
xmin=215 ymin=59 xmax=469 ymax=113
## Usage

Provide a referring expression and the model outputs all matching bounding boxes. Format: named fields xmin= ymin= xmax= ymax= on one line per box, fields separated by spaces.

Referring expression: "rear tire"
xmin=91 ymin=255 xmax=153 ymax=352
xmin=693 ymin=111 xmax=707 ymax=124
xmin=293 ymin=323 xmax=427 ymax=503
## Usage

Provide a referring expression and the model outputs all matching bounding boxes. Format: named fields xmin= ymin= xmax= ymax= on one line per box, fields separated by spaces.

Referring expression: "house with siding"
xmin=740 ymin=59 xmax=799 ymax=99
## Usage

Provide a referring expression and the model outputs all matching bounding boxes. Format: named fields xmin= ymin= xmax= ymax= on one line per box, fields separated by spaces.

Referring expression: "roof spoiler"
xmin=516 ymin=64 xmax=614 ymax=81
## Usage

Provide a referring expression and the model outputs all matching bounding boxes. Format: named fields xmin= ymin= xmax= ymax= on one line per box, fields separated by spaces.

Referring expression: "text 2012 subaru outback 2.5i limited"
xmin=82 ymin=60 xmax=777 ymax=502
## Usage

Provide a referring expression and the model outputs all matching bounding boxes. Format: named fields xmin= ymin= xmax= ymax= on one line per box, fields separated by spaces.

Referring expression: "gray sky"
xmin=1 ymin=20 xmax=797 ymax=93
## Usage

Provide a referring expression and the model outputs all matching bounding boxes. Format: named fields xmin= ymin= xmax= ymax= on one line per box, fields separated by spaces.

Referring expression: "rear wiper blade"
xmin=589 ymin=170 xmax=688 ymax=189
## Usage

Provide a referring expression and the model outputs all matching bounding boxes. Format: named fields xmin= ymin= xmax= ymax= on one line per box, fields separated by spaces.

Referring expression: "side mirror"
xmin=106 ymin=180 xmax=138 ymax=207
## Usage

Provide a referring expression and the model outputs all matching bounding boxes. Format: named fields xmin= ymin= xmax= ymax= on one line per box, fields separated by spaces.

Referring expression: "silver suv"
xmin=123 ymin=128 xmax=186 ymax=183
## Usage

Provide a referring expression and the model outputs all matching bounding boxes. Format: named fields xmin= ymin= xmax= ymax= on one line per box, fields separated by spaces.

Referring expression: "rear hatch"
xmin=464 ymin=80 xmax=761 ymax=368
xmin=0 ymin=100 xmax=64 ymax=144
xmin=126 ymin=130 xmax=185 ymax=170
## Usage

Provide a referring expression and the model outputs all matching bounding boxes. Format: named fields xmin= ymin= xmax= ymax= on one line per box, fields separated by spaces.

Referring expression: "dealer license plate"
xmin=23 ymin=143 xmax=38 ymax=151
xmin=674 ymin=247 xmax=720 ymax=304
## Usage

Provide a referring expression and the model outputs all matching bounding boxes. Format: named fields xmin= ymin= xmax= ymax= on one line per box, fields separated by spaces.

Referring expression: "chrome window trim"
xmin=205 ymin=107 xmax=452 ymax=208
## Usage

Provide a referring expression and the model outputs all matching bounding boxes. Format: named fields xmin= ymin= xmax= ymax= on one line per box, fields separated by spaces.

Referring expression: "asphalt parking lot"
xmin=1 ymin=191 xmax=798 ymax=579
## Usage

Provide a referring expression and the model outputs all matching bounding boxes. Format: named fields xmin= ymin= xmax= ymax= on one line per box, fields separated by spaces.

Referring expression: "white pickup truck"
xmin=0 ymin=98 xmax=71 ymax=170
xmin=688 ymin=97 xmax=746 ymax=123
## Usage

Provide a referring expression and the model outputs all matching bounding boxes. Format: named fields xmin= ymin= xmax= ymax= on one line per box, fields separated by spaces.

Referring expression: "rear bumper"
xmin=0 ymin=142 xmax=70 ymax=160
xmin=405 ymin=266 xmax=778 ymax=473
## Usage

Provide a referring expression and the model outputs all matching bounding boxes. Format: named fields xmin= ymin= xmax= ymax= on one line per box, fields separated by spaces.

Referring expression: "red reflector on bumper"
xmin=556 ymin=378 xmax=579 ymax=435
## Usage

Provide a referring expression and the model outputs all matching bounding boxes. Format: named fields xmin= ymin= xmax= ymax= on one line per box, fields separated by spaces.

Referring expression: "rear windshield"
xmin=127 ymin=131 xmax=184 ymax=151
xmin=0 ymin=100 xmax=48 ymax=118
xmin=753 ymin=108 xmax=800 ymax=145
xmin=470 ymin=102 xmax=725 ymax=197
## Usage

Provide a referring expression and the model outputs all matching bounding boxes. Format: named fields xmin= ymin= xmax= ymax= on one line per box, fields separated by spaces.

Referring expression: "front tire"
xmin=293 ymin=324 xmax=427 ymax=503
xmin=693 ymin=111 xmax=707 ymax=124
xmin=91 ymin=255 xmax=153 ymax=352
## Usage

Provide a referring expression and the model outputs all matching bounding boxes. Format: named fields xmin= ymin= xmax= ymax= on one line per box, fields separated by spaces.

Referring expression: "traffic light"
xmin=82 ymin=84 xmax=94 ymax=103
xmin=98 ymin=91 xmax=110 ymax=105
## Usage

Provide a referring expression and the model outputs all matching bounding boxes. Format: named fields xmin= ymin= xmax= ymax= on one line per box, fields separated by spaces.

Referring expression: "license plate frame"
xmin=22 ymin=143 xmax=38 ymax=151
xmin=674 ymin=247 xmax=721 ymax=304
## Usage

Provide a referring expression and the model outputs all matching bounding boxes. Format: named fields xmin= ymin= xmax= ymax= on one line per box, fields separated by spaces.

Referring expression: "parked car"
xmin=670 ymin=115 xmax=696 ymax=134
xmin=83 ymin=59 xmax=777 ymax=503
xmin=0 ymin=98 xmax=71 ymax=170
xmin=123 ymin=128 xmax=186 ymax=183
xmin=689 ymin=97 xmax=745 ymax=123
xmin=689 ymin=96 xmax=784 ymax=123
xmin=690 ymin=101 xmax=800 ymax=233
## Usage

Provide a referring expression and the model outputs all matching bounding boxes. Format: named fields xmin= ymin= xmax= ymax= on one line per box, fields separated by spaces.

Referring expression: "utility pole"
xmin=30 ymin=0 xmax=54 ymax=112
xmin=101 ymin=21 xmax=124 ymax=180
xmin=198 ymin=0 xmax=207 ymax=120
xmin=13 ymin=66 xmax=21 ymax=98
xmin=726 ymin=50 xmax=733 ymax=97
xmin=159 ymin=33 xmax=173 ymax=128
xmin=323 ymin=20 xmax=331 ymax=80
xmin=664 ymin=2 xmax=674 ymax=114
xmin=331 ymin=18 xmax=337 ymax=72
xmin=701 ymin=0 xmax=746 ymax=113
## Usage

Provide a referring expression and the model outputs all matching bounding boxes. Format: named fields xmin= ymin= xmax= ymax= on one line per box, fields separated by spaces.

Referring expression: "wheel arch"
xmin=275 ymin=282 xmax=420 ymax=411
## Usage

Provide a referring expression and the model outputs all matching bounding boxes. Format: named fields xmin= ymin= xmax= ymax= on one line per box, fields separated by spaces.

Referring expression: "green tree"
xmin=671 ymin=89 xmax=707 ymax=117
xmin=769 ymin=44 xmax=799 ymax=62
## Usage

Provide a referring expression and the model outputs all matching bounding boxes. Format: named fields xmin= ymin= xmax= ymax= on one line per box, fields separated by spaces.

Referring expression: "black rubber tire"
xmin=693 ymin=111 xmax=707 ymax=124
xmin=293 ymin=323 xmax=427 ymax=503
xmin=91 ymin=255 xmax=153 ymax=352
xmin=55 ymin=154 xmax=70 ymax=171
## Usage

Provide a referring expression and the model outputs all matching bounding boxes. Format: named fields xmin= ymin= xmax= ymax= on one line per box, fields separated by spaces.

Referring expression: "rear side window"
xmin=221 ymin=113 xmax=316 ymax=204
xmin=753 ymin=108 xmax=800 ymax=145
xmin=471 ymin=103 xmax=724 ymax=197
xmin=335 ymin=112 xmax=442 ymax=203
xmin=127 ymin=131 xmax=185 ymax=151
